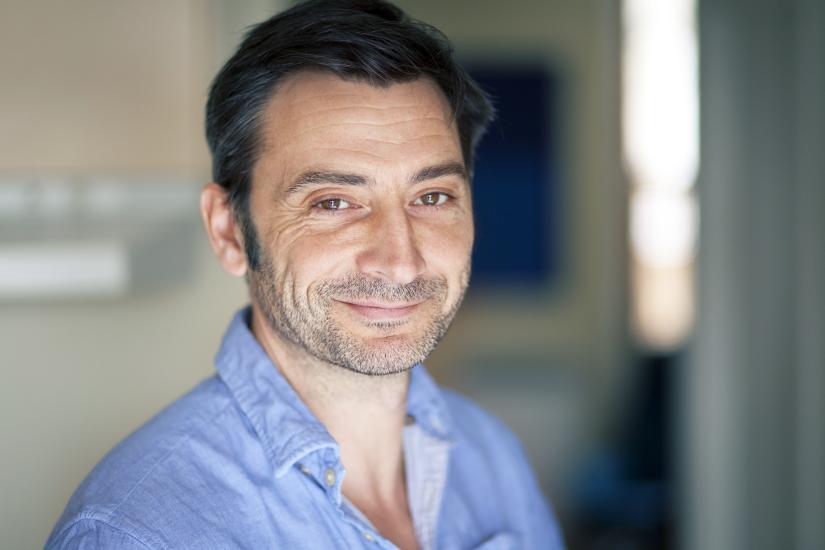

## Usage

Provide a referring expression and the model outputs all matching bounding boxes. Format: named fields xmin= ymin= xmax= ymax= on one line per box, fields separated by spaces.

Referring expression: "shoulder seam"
xmin=53 ymin=515 xmax=160 ymax=550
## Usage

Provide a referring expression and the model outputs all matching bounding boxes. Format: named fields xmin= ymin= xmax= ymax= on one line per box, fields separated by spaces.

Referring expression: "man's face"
xmin=246 ymin=72 xmax=474 ymax=376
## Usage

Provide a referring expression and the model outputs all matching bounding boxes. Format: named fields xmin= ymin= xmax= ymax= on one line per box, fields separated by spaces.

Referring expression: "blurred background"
xmin=0 ymin=0 xmax=822 ymax=548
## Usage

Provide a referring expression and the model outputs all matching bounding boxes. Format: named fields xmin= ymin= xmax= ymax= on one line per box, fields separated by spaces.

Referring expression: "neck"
xmin=250 ymin=304 xmax=410 ymax=500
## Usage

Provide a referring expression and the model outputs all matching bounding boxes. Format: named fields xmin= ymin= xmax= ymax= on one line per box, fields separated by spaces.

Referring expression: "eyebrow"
xmin=412 ymin=161 xmax=467 ymax=183
xmin=285 ymin=171 xmax=368 ymax=194
xmin=285 ymin=161 xmax=467 ymax=195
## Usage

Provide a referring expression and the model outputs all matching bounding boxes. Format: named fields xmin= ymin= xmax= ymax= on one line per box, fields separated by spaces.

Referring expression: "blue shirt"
xmin=47 ymin=308 xmax=564 ymax=549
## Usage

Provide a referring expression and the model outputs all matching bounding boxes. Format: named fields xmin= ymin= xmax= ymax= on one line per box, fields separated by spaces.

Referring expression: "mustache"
xmin=316 ymin=275 xmax=447 ymax=303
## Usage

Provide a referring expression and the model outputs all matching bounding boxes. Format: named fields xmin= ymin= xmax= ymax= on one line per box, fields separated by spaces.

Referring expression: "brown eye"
xmin=415 ymin=192 xmax=448 ymax=206
xmin=315 ymin=198 xmax=350 ymax=210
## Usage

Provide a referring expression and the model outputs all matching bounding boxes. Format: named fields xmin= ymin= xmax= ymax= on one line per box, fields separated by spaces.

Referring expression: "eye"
xmin=314 ymin=197 xmax=351 ymax=211
xmin=414 ymin=192 xmax=450 ymax=206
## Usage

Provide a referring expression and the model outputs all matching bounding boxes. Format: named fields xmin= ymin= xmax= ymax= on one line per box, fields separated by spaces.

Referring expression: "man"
xmin=47 ymin=1 xmax=563 ymax=548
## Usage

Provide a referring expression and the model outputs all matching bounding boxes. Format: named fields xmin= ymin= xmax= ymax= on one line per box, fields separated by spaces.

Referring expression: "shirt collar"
xmin=407 ymin=359 xmax=453 ymax=441
xmin=214 ymin=307 xmax=452 ymax=477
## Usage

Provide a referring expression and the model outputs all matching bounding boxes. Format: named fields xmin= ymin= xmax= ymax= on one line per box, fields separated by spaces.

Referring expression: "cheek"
xmin=418 ymin=218 xmax=474 ymax=279
xmin=265 ymin=219 xmax=364 ymax=293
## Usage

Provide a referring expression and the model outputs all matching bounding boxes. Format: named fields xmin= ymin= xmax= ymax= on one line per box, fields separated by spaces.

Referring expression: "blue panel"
xmin=468 ymin=66 xmax=559 ymax=287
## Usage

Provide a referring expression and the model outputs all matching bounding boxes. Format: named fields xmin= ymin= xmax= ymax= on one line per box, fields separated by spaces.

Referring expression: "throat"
xmin=343 ymin=467 xmax=419 ymax=550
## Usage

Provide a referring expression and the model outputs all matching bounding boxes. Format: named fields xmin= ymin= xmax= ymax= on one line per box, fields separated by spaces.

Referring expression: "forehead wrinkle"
xmin=282 ymin=121 xmax=458 ymax=152
xmin=287 ymin=115 xmax=454 ymax=137
xmin=277 ymin=94 xmax=448 ymax=122
xmin=289 ymin=128 xmax=457 ymax=147
xmin=312 ymin=147 xmax=394 ymax=163
xmin=291 ymin=102 xmax=432 ymax=115
xmin=293 ymin=85 xmax=449 ymax=107
xmin=284 ymin=97 xmax=451 ymax=124
xmin=331 ymin=134 xmax=460 ymax=147
xmin=299 ymin=116 xmax=454 ymax=129
xmin=260 ymin=78 xmax=454 ymax=145
xmin=268 ymin=71 xmax=452 ymax=114
xmin=263 ymin=112 xmax=455 ymax=153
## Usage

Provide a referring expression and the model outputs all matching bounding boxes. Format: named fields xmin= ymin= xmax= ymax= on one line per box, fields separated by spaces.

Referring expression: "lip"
xmin=336 ymin=300 xmax=422 ymax=320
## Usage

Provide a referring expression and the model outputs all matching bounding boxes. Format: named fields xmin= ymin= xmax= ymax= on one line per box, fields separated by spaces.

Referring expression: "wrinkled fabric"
xmin=47 ymin=308 xmax=564 ymax=549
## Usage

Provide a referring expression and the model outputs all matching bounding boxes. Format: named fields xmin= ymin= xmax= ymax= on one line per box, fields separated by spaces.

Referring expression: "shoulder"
xmin=46 ymin=515 xmax=159 ymax=549
xmin=47 ymin=376 xmax=248 ymax=549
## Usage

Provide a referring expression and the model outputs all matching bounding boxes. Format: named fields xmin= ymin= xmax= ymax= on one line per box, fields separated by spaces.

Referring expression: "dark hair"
xmin=205 ymin=0 xmax=494 ymax=270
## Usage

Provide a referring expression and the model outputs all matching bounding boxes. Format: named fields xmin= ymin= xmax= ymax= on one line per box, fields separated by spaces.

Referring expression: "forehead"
xmin=255 ymin=71 xmax=462 ymax=180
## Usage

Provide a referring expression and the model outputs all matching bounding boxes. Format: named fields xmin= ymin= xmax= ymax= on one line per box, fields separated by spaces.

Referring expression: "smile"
xmin=336 ymin=300 xmax=423 ymax=320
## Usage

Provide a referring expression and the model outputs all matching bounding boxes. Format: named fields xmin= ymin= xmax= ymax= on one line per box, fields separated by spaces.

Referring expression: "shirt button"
xmin=324 ymin=468 xmax=336 ymax=487
xmin=299 ymin=464 xmax=311 ymax=475
xmin=363 ymin=532 xmax=375 ymax=542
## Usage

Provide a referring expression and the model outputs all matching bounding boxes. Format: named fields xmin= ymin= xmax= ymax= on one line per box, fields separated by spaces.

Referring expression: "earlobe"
xmin=200 ymin=183 xmax=248 ymax=277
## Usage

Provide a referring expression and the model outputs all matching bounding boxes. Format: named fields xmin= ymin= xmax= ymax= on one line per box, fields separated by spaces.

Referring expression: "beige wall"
xmin=0 ymin=0 xmax=208 ymax=175
xmin=0 ymin=1 xmax=624 ymax=546
xmin=0 ymin=241 xmax=247 ymax=547
xmin=0 ymin=1 xmax=274 ymax=547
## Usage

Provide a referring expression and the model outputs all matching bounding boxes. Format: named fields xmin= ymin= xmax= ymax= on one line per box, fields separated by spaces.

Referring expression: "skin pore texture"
xmin=201 ymin=72 xmax=474 ymax=550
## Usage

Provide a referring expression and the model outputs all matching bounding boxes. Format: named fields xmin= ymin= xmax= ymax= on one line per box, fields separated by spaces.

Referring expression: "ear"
xmin=200 ymin=183 xmax=248 ymax=277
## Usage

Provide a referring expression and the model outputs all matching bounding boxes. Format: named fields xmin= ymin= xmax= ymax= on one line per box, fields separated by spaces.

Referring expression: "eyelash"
xmin=312 ymin=197 xmax=353 ymax=212
xmin=413 ymin=192 xmax=451 ymax=207
xmin=310 ymin=192 xmax=454 ymax=214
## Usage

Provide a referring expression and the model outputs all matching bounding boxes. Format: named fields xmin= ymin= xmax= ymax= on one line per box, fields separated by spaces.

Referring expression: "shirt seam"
xmin=55 ymin=514 xmax=161 ymax=549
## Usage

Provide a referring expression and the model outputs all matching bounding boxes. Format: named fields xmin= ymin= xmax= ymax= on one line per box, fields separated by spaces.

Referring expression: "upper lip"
xmin=336 ymin=299 xmax=423 ymax=309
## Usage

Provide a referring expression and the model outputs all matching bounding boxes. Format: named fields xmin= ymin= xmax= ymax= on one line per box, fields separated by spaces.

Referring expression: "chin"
xmin=332 ymin=333 xmax=433 ymax=376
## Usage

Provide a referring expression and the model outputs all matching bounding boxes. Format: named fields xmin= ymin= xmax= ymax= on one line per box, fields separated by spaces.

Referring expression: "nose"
xmin=355 ymin=206 xmax=426 ymax=285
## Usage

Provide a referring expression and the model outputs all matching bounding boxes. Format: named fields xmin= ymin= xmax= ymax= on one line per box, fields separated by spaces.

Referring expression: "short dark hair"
xmin=205 ymin=0 xmax=494 ymax=270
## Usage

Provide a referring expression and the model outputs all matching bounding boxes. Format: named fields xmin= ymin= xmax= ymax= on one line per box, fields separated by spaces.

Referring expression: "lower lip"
xmin=339 ymin=302 xmax=420 ymax=320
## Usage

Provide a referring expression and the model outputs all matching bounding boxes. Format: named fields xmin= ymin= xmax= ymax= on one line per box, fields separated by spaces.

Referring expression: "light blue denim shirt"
xmin=47 ymin=308 xmax=564 ymax=549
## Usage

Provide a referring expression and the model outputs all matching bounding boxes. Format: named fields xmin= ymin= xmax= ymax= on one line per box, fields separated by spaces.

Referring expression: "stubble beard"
xmin=250 ymin=254 xmax=470 ymax=376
